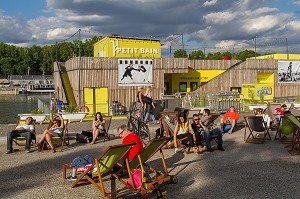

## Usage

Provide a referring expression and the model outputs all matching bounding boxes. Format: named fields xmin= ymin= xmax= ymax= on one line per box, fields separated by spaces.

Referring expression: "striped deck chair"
xmin=117 ymin=137 xmax=178 ymax=198
xmin=71 ymin=142 xmax=136 ymax=198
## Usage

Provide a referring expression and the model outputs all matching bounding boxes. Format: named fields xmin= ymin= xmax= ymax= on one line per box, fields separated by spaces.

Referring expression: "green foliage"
xmin=65 ymin=104 xmax=78 ymax=113
xmin=174 ymin=49 xmax=188 ymax=58
xmin=189 ymin=50 xmax=205 ymax=60
xmin=235 ymin=50 xmax=260 ymax=61
xmin=259 ymin=89 xmax=264 ymax=104
xmin=30 ymin=109 xmax=44 ymax=114
xmin=295 ymin=96 xmax=300 ymax=102
xmin=0 ymin=36 xmax=101 ymax=78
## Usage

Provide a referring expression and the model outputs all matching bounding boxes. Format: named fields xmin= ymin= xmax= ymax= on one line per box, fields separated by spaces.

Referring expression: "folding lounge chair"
xmin=160 ymin=112 xmax=190 ymax=154
xmin=186 ymin=109 xmax=200 ymax=118
xmin=70 ymin=142 xmax=136 ymax=198
xmin=281 ymin=113 xmax=300 ymax=155
xmin=243 ymin=115 xmax=271 ymax=144
xmin=97 ymin=116 xmax=112 ymax=142
xmin=266 ymin=103 xmax=281 ymax=126
xmin=203 ymin=114 xmax=220 ymax=144
xmin=12 ymin=119 xmax=36 ymax=150
xmin=274 ymin=117 xmax=297 ymax=144
xmin=42 ymin=119 xmax=69 ymax=152
xmin=117 ymin=137 xmax=178 ymax=198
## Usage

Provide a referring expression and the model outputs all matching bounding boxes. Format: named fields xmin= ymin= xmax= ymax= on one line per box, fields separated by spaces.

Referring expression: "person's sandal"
xmin=51 ymin=148 xmax=56 ymax=153
xmin=193 ymin=147 xmax=199 ymax=154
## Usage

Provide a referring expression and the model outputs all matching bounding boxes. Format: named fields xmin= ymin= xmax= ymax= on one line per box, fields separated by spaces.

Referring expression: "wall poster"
xmin=118 ymin=59 xmax=153 ymax=86
xmin=278 ymin=61 xmax=300 ymax=83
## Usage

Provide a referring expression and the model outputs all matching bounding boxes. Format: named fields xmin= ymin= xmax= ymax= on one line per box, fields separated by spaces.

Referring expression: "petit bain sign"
xmin=110 ymin=39 xmax=159 ymax=57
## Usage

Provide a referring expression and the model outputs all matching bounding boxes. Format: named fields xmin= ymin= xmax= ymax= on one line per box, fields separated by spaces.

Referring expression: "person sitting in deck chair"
xmin=273 ymin=104 xmax=287 ymax=127
xmin=220 ymin=106 xmax=239 ymax=134
xmin=174 ymin=112 xmax=202 ymax=153
xmin=67 ymin=124 xmax=143 ymax=181
xmin=6 ymin=117 xmax=34 ymax=154
xmin=192 ymin=110 xmax=225 ymax=152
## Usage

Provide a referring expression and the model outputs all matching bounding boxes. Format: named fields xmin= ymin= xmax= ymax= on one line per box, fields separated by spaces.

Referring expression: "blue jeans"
xmin=7 ymin=130 xmax=32 ymax=151
xmin=202 ymin=128 xmax=223 ymax=147
xmin=144 ymin=112 xmax=156 ymax=123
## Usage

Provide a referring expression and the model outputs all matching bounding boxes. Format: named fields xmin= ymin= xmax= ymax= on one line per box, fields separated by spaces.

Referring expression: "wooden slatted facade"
xmin=53 ymin=57 xmax=300 ymax=112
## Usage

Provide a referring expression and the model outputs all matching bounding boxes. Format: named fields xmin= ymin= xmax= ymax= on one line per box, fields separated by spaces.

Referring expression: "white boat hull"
xmin=18 ymin=114 xmax=48 ymax=124
xmin=62 ymin=112 xmax=88 ymax=122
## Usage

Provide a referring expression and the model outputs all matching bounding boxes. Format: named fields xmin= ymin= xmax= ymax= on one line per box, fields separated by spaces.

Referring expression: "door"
xmin=83 ymin=87 xmax=109 ymax=116
xmin=95 ymin=87 xmax=109 ymax=115
xmin=179 ymin=82 xmax=187 ymax=92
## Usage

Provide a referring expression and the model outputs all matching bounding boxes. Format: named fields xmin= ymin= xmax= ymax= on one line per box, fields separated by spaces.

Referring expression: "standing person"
xmin=220 ymin=106 xmax=239 ymax=134
xmin=37 ymin=114 xmax=64 ymax=153
xmin=136 ymin=86 xmax=144 ymax=114
xmin=117 ymin=124 xmax=143 ymax=161
xmin=90 ymin=112 xmax=106 ymax=145
xmin=6 ymin=117 xmax=34 ymax=154
xmin=174 ymin=113 xmax=201 ymax=153
xmin=143 ymin=87 xmax=157 ymax=124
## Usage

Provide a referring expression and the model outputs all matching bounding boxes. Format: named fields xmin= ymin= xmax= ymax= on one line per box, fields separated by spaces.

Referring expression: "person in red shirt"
xmin=273 ymin=104 xmax=287 ymax=126
xmin=220 ymin=106 xmax=239 ymax=134
xmin=117 ymin=124 xmax=143 ymax=161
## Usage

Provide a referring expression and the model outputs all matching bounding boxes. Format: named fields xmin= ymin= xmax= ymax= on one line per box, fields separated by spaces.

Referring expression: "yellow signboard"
xmin=94 ymin=36 xmax=161 ymax=58
xmin=242 ymin=82 xmax=274 ymax=101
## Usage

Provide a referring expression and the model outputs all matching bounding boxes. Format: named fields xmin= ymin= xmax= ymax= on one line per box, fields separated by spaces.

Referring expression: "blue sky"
xmin=0 ymin=0 xmax=300 ymax=55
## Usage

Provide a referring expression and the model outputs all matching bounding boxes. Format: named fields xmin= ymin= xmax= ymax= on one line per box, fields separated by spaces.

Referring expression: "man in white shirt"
xmin=6 ymin=117 xmax=34 ymax=154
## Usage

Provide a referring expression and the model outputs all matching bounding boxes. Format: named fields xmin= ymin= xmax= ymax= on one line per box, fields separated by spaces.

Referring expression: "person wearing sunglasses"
xmin=37 ymin=113 xmax=64 ymax=153
xmin=117 ymin=124 xmax=143 ymax=161
xmin=192 ymin=109 xmax=225 ymax=152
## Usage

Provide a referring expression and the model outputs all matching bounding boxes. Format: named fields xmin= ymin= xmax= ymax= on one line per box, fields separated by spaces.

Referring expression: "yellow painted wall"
xmin=242 ymin=83 xmax=274 ymax=101
xmin=164 ymin=70 xmax=226 ymax=94
xmin=248 ymin=54 xmax=300 ymax=60
xmin=257 ymin=73 xmax=274 ymax=83
xmin=94 ymin=36 xmax=161 ymax=58
xmin=198 ymin=70 xmax=226 ymax=82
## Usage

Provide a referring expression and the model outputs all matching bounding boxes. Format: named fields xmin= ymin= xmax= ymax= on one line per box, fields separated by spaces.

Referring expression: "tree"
xmin=236 ymin=50 xmax=260 ymax=61
xmin=174 ymin=49 xmax=188 ymax=58
xmin=189 ymin=50 xmax=205 ymax=60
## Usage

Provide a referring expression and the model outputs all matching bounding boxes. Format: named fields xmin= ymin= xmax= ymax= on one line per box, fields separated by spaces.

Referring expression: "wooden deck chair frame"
xmin=12 ymin=119 xmax=36 ymax=150
xmin=266 ymin=103 xmax=281 ymax=125
xmin=99 ymin=116 xmax=112 ymax=142
xmin=71 ymin=142 xmax=136 ymax=198
xmin=274 ymin=116 xmax=297 ymax=145
xmin=42 ymin=119 xmax=69 ymax=152
xmin=244 ymin=115 xmax=271 ymax=144
xmin=160 ymin=112 xmax=189 ymax=154
xmin=281 ymin=113 xmax=300 ymax=155
xmin=204 ymin=114 xmax=220 ymax=144
xmin=116 ymin=137 xmax=178 ymax=197
xmin=186 ymin=109 xmax=200 ymax=119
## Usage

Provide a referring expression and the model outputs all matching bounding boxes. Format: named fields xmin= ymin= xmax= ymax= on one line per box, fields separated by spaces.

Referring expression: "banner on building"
xmin=278 ymin=61 xmax=300 ymax=83
xmin=118 ymin=59 xmax=153 ymax=86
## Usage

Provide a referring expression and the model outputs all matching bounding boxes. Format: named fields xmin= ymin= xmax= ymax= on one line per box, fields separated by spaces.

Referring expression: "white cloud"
xmin=202 ymin=0 xmax=218 ymax=7
xmin=292 ymin=1 xmax=300 ymax=5
xmin=204 ymin=11 xmax=237 ymax=24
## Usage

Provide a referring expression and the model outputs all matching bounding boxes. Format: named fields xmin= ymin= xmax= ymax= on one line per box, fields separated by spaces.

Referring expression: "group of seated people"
xmin=6 ymin=111 xmax=107 ymax=154
xmin=173 ymin=108 xmax=226 ymax=154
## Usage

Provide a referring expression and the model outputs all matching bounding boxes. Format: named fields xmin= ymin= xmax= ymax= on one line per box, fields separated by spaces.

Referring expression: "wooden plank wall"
xmin=197 ymin=59 xmax=300 ymax=98
xmin=53 ymin=57 xmax=300 ymax=111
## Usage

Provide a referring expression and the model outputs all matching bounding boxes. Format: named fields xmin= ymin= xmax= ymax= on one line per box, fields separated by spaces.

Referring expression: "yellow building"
xmin=248 ymin=54 xmax=300 ymax=60
xmin=94 ymin=36 xmax=161 ymax=58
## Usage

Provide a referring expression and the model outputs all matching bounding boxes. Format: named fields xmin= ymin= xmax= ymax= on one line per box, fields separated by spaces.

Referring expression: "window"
xmin=135 ymin=60 xmax=138 ymax=64
xmin=145 ymin=61 xmax=148 ymax=64
xmin=119 ymin=60 xmax=123 ymax=64
xmin=125 ymin=60 xmax=128 ymax=64
xmin=190 ymin=82 xmax=198 ymax=92
xmin=140 ymin=61 xmax=143 ymax=64
xmin=179 ymin=82 xmax=187 ymax=92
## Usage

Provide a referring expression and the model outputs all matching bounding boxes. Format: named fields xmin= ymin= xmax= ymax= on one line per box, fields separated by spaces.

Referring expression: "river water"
xmin=0 ymin=94 xmax=51 ymax=124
